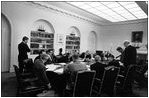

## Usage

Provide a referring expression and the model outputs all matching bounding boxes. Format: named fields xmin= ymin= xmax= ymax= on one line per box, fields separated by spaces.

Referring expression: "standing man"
xmin=18 ymin=36 xmax=30 ymax=73
xmin=122 ymin=40 xmax=137 ymax=94
xmin=122 ymin=40 xmax=137 ymax=67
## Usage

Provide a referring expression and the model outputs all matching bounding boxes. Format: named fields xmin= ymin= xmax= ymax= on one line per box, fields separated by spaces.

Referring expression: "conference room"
xmin=1 ymin=1 xmax=148 ymax=97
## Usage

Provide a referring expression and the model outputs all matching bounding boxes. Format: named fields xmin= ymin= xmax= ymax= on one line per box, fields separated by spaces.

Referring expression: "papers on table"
xmin=46 ymin=64 xmax=57 ymax=71
xmin=54 ymin=68 xmax=64 ymax=74
xmin=46 ymin=64 xmax=64 ymax=74
xmin=86 ymin=65 xmax=91 ymax=71
xmin=119 ymin=62 xmax=124 ymax=66
xmin=58 ymin=63 xmax=66 ymax=66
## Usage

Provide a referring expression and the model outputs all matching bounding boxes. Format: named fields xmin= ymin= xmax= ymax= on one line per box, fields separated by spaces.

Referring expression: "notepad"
xmin=58 ymin=63 xmax=66 ymax=66
xmin=46 ymin=64 xmax=63 ymax=72
xmin=54 ymin=68 xmax=63 ymax=74
xmin=46 ymin=64 xmax=57 ymax=71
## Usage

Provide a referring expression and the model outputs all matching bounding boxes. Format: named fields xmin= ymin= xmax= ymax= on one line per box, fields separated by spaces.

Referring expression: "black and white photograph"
xmin=1 ymin=1 xmax=148 ymax=97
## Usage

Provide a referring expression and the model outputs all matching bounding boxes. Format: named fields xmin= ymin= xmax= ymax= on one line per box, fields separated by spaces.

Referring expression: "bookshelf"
xmin=30 ymin=30 xmax=54 ymax=54
xmin=65 ymin=34 xmax=80 ymax=52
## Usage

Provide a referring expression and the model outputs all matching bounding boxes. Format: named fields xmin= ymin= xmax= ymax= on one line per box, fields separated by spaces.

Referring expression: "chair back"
xmin=13 ymin=65 xmax=21 ymax=81
xmin=122 ymin=65 xmax=136 ymax=89
xmin=24 ymin=58 xmax=34 ymax=73
xmin=99 ymin=66 xmax=120 ymax=96
xmin=72 ymin=70 xmax=96 ymax=97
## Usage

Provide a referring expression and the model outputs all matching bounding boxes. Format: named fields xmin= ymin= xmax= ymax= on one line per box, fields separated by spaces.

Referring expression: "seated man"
xmin=46 ymin=49 xmax=56 ymax=64
xmin=34 ymin=50 xmax=45 ymax=63
xmin=64 ymin=53 xmax=88 ymax=89
xmin=84 ymin=50 xmax=92 ymax=62
xmin=64 ymin=53 xmax=88 ymax=74
xmin=79 ymin=50 xmax=91 ymax=62
xmin=107 ymin=55 xmax=120 ymax=67
xmin=56 ymin=48 xmax=65 ymax=63
xmin=90 ymin=55 xmax=106 ymax=79
xmin=116 ymin=47 xmax=124 ymax=62
xmin=33 ymin=54 xmax=51 ymax=90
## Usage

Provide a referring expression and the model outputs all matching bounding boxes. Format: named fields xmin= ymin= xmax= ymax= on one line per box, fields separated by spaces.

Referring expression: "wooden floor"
xmin=1 ymin=72 xmax=148 ymax=97
xmin=1 ymin=72 xmax=17 ymax=97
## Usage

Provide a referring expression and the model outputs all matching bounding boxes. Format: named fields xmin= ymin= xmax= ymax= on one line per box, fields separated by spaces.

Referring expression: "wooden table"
xmin=46 ymin=63 xmax=66 ymax=74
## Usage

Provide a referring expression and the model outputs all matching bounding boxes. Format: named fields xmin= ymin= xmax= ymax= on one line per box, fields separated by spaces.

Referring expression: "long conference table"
xmin=45 ymin=60 xmax=124 ymax=75
xmin=45 ymin=62 xmax=91 ymax=74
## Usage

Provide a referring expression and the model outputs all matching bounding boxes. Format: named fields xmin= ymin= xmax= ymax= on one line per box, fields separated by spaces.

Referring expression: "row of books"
xmin=31 ymin=38 xmax=54 ymax=43
xmin=66 ymin=36 xmax=80 ymax=40
xmin=30 ymin=43 xmax=53 ymax=49
xmin=31 ymin=31 xmax=54 ymax=38
xmin=66 ymin=46 xmax=80 ymax=49
xmin=66 ymin=41 xmax=80 ymax=45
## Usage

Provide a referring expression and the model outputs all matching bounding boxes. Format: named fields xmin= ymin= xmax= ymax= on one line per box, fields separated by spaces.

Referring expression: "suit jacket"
xmin=122 ymin=45 xmax=137 ymax=67
xmin=64 ymin=61 xmax=88 ymax=74
xmin=34 ymin=55 xmax=40 ymax=63
xmin=18 ymin=42 xmax=30 ymax=62
xmin=79 ymin=52 xmax=85 ymax=59
xmin=33 ymin=59 xmax=49 ymax=85
xmin=90 ymin=62 xmax=106 ymax=79
xmin=108 ymin=60 xmax=120 ymax=67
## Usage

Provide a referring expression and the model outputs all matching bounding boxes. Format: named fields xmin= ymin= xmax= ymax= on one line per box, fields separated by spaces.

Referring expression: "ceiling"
xmin=32 ymin=1 xmax=148 ymax=25
xmin=67 ymin=1 xmax=147 ymax=22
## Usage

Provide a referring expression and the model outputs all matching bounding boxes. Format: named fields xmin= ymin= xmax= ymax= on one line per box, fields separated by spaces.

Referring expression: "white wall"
xmin=2 ymin=2 xmax=147 ymax=72
xmin=2 ymin=2 xmax=101 ymax=72
xmin=97 ymin=21 xmax=148 ymax=57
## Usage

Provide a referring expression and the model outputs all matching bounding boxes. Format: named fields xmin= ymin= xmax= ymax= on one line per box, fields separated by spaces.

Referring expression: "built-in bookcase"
xmin=65 ymin=34 xmax=80 ymax=52
xmin=30 ymin=30 xmax=54 ymax=54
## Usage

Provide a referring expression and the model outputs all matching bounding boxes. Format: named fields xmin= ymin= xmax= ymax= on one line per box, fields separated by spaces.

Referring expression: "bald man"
xmin=90 ymin=55 xmax=106 ymax=79
xmin=122 ymin=40 xmax=137 ymax=94
xmin=122 ymin=40 xmax=137 ymax=67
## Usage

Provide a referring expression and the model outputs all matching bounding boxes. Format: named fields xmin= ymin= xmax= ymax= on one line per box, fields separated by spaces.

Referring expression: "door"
xmin=88 ymin=31 xmax=96 ymax=53
xmin=1 ymin=14 xmax=11 ymax=72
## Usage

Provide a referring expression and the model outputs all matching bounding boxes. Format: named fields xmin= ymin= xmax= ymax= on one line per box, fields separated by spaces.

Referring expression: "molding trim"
xmin=104 ymin=18 xmax=148 ymax=26
xmin=25 ymin=2 xmax=148 ymax=26
xmin=27 ymin=1 xmax=102 ymax=26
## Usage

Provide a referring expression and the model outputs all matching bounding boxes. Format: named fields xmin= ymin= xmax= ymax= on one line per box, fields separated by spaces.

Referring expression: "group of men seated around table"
xmin=31 ymin=47 xmax=125 ymax=95
xmin=18 ymin=36 xmax=147 ymax=96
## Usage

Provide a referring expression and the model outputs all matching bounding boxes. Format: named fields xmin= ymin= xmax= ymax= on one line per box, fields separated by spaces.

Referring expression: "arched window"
xmin=65 ymin=26 xmax=81 ymax=53
xmin=30 ymin=19 xmax=55 ymax=54
xmin=88 ymin=31 xmax=97 ymax=53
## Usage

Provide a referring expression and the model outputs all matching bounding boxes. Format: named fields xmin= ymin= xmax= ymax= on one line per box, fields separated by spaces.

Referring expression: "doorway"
xmin=88 ymin=31 xmax=97 ymax=53
xmin=1 ymin=14 xmax=11 ymax=72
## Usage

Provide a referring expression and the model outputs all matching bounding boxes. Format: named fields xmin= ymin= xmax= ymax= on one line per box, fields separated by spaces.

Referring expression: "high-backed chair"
xmin=92 ymin=66 xmax=120 ymax=96
xmin=13 ymin=65 xmax=45 ymax=96
xmin=122 ymin=65 xmax=136 ymax=89
xmin=64 ymin=70 xmax=96 ymax=97
xmin=24 ymin=58 xmax=34 ymax=73
xmin=115 ymin=64 xmax=138 ymax=96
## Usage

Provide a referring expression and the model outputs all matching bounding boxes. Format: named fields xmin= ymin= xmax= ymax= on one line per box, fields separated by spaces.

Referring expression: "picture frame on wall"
xmin=131 ymin=31 xmax=143 ymax=43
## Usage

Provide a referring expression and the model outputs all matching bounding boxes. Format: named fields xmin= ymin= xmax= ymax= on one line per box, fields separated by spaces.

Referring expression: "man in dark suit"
xmin=90 ymin=55 xmax=106 ymax=79
xmin=34 ymin=50 xmax=45 ymax=63
xmin=56 ymin=48 xmax=65 ymax=63
xmin=122 ymin=40 xmax=137 ymax=67
xmin=122 ymin=40 xmax=137 ymax=94
xmin=33 ymin=54 xmax=51 ymax=90
xmin=116 ymin=47 xmax=124 ymax=62
xmin=80 ymin=50 xmax=91 ymax=62
xmin=18 ymin=36 xmax=30 ymax=73
xmin=46 ymin=49 xmax=56 ymax=64
xmin=107 ymin=55 xmax=120 ymax=67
